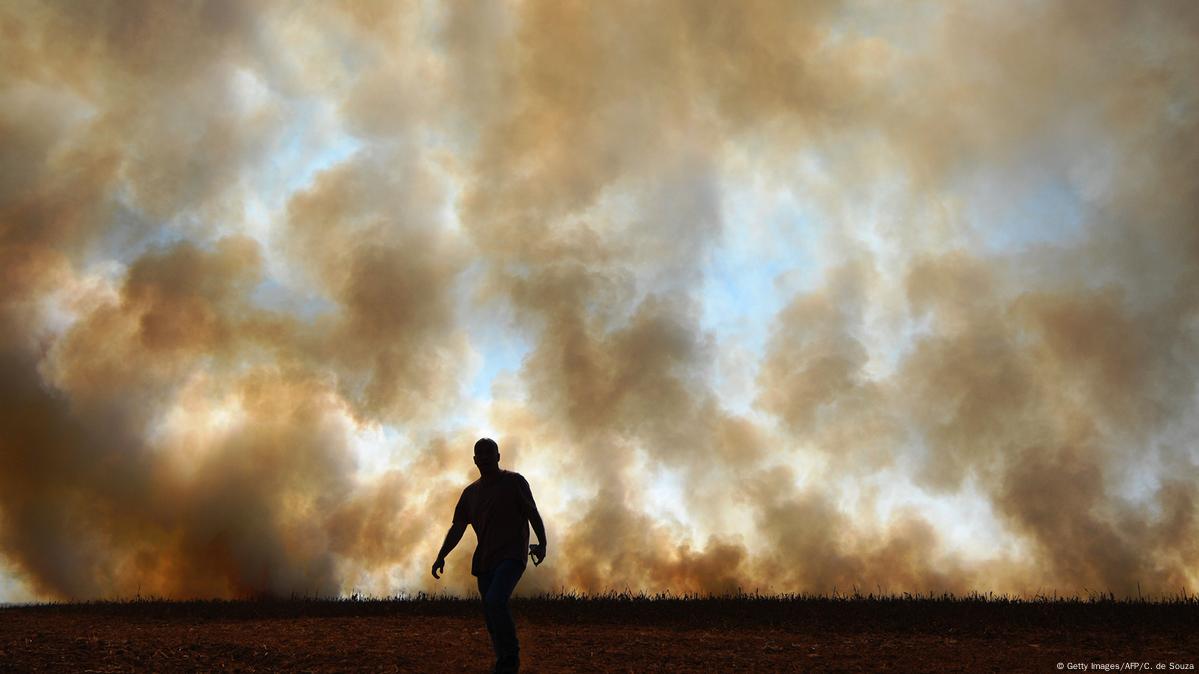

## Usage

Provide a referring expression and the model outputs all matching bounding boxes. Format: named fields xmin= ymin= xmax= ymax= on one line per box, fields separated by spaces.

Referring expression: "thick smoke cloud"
xmin=1 ymin=0 xmax=1196 ymax=600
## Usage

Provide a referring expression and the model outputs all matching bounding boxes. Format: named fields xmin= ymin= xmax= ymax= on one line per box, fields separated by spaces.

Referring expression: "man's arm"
xmin=431 ymin=522 xmax=467 ymax=579
xmin=528 ymin=508 xmax=548 ymax=564
xmin=518 ymin=476 xmax=548 ymax=565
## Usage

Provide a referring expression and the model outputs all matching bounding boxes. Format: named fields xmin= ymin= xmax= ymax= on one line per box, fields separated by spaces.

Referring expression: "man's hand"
xmin=431 ymin=556 xmax=446 ymax=579
xmin=528 ymin=544 xmax=546 ymax=566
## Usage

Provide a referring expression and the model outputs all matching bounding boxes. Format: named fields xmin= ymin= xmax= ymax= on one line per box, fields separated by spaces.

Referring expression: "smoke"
xmin=1 ymin=0 xmax=1196 ymax=600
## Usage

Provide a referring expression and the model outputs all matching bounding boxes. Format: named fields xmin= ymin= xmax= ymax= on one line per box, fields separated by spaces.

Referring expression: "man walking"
xmin=432 ymin=438 xmax=547 ymax=674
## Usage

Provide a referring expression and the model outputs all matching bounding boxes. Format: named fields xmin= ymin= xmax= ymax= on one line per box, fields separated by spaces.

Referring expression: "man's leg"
xmin=477 ymin=568 xmax=500 ymax=659
xmin=481 ymin=559 xmax=525 ymax=671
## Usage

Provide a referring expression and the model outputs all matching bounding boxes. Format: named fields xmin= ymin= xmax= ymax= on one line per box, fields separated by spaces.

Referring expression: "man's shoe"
xmin=494 ymin=654 xmax=519 ymax=673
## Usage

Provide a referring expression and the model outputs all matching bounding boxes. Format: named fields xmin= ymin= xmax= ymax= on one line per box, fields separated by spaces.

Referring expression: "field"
xmin=1 ymin=592 xmax=1197 ymax=672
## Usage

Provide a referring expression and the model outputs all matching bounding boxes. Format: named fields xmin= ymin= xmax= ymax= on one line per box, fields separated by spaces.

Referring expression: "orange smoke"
xmin=1 ymin=0 xmax=1196 ymax=600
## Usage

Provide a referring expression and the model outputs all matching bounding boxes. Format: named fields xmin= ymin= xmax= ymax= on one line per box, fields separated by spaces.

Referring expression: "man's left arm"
xmin=518 ymin=476 xmax=548 ymax=565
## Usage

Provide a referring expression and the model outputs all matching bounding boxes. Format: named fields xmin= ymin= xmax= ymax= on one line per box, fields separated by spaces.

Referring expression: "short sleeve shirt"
xmin=453 ymin=469 xmax=538 ymax=576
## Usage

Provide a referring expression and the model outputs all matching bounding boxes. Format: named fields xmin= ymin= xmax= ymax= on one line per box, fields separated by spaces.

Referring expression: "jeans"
xmin=477 ymin=558 xmax=525 ymax=666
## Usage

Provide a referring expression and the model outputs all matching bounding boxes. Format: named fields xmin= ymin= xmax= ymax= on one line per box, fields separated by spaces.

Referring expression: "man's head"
xmin=473 ymin=437 xmax=500 ymax=473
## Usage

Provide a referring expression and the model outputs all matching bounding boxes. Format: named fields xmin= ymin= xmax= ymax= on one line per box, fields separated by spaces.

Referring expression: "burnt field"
xmin=1 ymin=592 xmax=1196 ymax=672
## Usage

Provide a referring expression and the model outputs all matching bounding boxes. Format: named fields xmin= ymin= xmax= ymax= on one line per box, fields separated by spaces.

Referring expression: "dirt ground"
xmin=1 ymin=598 xmax=1196 ymax=672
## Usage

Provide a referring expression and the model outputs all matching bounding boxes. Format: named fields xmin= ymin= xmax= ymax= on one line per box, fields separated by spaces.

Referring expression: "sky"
xmin=1 ymin=0 xmax=1197 ymax=602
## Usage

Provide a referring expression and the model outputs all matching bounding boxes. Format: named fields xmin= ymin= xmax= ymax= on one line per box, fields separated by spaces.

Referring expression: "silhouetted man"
xmin=432 ymin=438 xmax=547 ymax=674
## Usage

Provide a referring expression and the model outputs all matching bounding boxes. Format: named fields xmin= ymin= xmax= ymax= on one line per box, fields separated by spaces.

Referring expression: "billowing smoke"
xmin=1 ymin=0 xmax=1196 ymax=600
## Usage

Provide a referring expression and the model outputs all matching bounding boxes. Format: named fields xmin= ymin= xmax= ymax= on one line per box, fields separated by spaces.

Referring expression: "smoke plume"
xmin=1 ymin=0 xmax=1196 ymax=600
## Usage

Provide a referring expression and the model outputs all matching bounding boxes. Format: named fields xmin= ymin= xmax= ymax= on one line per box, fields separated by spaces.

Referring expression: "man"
xmin=432 ymin=437 xmax=547 ymax=674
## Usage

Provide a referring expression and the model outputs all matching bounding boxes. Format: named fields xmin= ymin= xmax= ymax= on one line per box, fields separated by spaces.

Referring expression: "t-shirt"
xmin=453 ymin=469 xmax=539 ymax=576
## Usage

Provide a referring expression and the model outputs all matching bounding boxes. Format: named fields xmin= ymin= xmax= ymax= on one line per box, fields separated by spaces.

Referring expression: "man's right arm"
xmin=431 ymin=522 xmax=467 ymax=579
xmin=433 ymin=490 xmax=471 ymax=579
